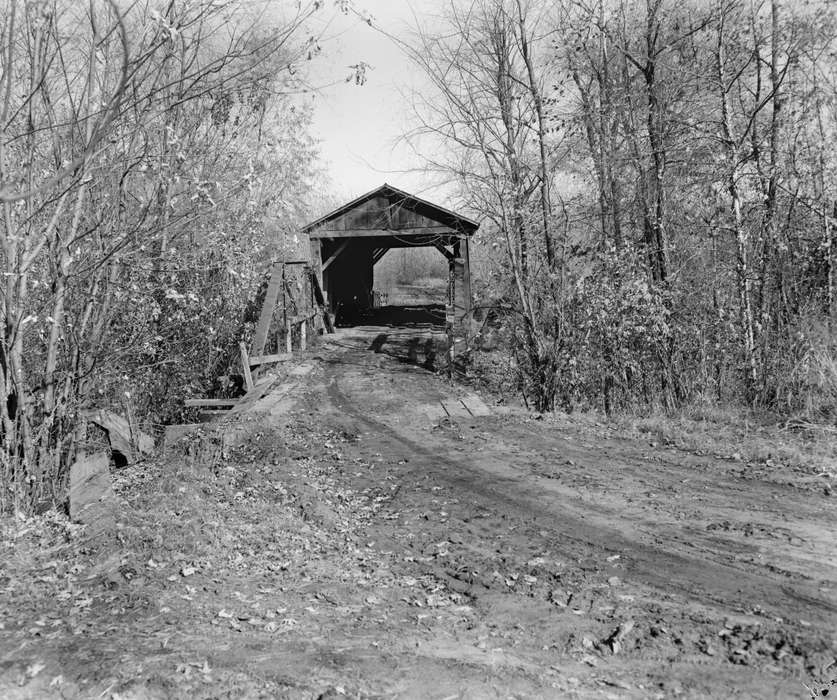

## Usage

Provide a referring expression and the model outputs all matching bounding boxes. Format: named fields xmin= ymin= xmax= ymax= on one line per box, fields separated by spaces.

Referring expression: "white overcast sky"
xmin=305 ymin=0 xmax=450 ymax=204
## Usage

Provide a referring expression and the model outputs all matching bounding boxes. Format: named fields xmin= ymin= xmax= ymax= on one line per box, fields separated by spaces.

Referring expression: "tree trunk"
xmin=717 ymin=12 xmax=759 ymax=401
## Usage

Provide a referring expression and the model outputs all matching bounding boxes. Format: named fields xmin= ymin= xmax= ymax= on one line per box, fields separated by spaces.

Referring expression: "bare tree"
xmin=0 ymin=0 xmax=328 ymax=513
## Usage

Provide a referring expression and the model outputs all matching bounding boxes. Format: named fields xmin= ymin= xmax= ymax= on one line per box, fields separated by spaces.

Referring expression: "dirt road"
xmin=309 ymin=327 xmax=837 ymax=696
xmin=1 ymin=325 xmax=835 ymax=698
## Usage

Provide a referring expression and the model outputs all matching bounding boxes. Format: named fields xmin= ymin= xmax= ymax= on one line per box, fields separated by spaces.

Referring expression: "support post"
xmin=447 ymin=253 xmax=455 ymax=377
xmin=281 ymin=263 xmax=288 ymax=352
xmin=310 ymin=269 xmax=334 ymax=333
xmin=239 ymin=342 xmax=254 ymax=392
xmin=309 ymin=240 xmax=323 ymax=332
xmin=461 ymin=235 xmax=472 ymax=337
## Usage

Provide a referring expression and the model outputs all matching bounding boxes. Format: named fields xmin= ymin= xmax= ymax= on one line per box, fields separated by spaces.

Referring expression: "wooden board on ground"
xmin=83 ymin=409 xmax=155 ymax=459
xmin=229 ymin=375 xmax=277 ymax=415
xmin=184 ymin=398 xmax=239 ymax=408
xmin=69 ymin=452 xmax=117 ymax=537
xmin=460 ymin=394 xmax=491 ymax=417
xmin=441 ymin=398 xmax=471 ymax=419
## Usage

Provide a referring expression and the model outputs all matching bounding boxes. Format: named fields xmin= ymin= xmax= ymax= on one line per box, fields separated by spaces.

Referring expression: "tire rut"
xmin=325 ymin=372 xmax=837 ymax=628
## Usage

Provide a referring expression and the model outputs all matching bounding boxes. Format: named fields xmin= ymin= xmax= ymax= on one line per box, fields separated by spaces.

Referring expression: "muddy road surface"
xmin=307 ymin=327 xmax=837 ymax=698
xmin=1 ymin=325 xmax=835 ymax=699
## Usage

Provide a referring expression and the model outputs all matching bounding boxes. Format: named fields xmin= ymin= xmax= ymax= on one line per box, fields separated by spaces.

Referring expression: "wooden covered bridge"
xmin=305 ymin=183 xmax=478 ymax=334
xmin=172 ymin=185 xmax=479 ymax=428
xmin=248 ymin=184 xmax=478 ymax=364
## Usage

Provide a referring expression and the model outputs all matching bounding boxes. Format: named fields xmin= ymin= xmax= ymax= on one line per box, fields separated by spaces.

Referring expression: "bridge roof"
xmin=302 ymin=183 xmax=479 ymax=238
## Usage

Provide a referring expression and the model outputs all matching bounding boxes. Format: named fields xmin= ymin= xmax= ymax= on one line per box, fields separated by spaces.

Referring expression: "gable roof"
xmin=301 ymin=183 xmax=479 ymax=235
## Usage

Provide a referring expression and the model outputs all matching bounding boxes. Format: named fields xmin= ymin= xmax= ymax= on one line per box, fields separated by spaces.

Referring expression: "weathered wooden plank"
xmin=249 ymin=352 xmax=293 ymax=366
xmin=289 ymin=311 xmax=318 ymax=325
xmin=69 ymin=452 xmax=116 ymax=536
xmin=441 ymin=399 xmax=470 ymax=419
xmin=321 ymin=240 xmax=350 ymax=272
xmin=239 ymin=342 xmax=254 ymax=392
xmin=310 ymin=271 xmax=334 ymax=333
xmin=252 ymin=261 xmax=284 ymax=358
xmin=83 ymin=409 xmax=154 ymax=458
xmin=309 ymin=226 xmax=457 ymax=239
xmin=434 ymin=243 xmax=454 ymax=261
xmin=184 ymin=398 xmax=239 ymax=408
xmin=460 ymin=394 xmax=491 ymax=417
xmin=229 ymin=375 xmax=276 ymax=415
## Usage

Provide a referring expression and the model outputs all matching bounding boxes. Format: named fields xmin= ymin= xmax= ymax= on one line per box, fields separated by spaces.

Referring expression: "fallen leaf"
xmin=26 ymin=662 xmax=46 ymax=678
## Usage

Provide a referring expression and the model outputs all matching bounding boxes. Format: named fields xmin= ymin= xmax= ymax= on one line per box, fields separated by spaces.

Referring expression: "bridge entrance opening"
xmin=304 ymin=184 xmax=478 ymax=348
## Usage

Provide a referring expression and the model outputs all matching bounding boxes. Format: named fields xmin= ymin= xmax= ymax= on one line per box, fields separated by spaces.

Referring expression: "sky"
xmin=305 ymin=1 xmax=449 ymax=205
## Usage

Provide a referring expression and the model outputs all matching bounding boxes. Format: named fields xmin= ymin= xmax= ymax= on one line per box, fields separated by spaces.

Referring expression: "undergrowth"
xmin=604 ymin=403 xmax=837 ymax=477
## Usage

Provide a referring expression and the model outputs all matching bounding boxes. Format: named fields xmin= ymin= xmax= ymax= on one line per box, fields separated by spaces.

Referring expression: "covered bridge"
xmin=304 ymin=184 xmax=478 ymax=343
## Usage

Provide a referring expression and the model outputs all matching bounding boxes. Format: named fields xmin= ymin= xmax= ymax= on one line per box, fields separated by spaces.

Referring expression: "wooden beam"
xmin=252 ymin=262 xmax=283 ymax=358
xmin=309 ymin=226 xmax=461 ymax=239
xmin=249 ymin=352 xmax=293 ymax=366
xmin=321 ymin=240 xmax=350 ymax=272
xmin=310 ymin=270 xmax=334 ymax=333
xmin=434 ymin=243 xmax=454 ymax=261
xmin=184 ymin=398 xmax=240 ymax=408
xmin=289 ymin=311 xmax=317 ymax=325
xmin=229 ymin=375 xmax=276 ymax=415
xmin=239 ymin=342 xmax=254 ymax=391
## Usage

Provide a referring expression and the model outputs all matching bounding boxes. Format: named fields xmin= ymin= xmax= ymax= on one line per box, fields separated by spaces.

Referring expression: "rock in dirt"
xmin=548 ymin=589 xmax=569 ymax=607
xmin=604 ymin=620 xmax=635 ymax=654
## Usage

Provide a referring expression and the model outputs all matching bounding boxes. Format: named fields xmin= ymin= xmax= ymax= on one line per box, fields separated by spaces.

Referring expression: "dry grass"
xmin=610 ymin=401 xmax=837 ymax=476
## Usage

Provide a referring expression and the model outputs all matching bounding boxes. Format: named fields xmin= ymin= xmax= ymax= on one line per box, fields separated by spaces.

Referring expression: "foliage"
xmin=407 ymin=0 xmax=837 ymax=418
xmin=0 ymin=0 xmax=330 ymax=514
